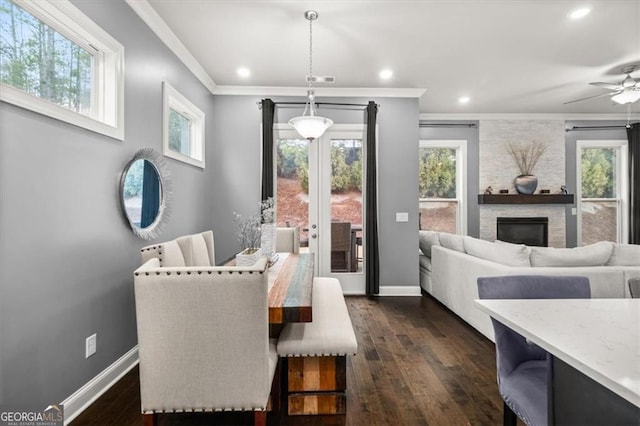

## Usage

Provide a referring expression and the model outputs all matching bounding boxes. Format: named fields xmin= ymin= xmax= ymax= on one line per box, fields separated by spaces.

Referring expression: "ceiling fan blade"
xmin=563 ymin=91 xmax=621 ymax=105
xmin=589 ymin=82 xmax=623 ymax=90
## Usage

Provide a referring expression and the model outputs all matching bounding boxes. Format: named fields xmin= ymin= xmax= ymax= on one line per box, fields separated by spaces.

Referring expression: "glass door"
xmin=274 ymin=125 xmax=366 ymax=294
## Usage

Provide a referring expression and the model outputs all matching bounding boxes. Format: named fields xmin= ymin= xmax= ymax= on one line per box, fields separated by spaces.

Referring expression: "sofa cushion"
xmin=606 ymin=243 xmax=640 ymax=266
xmin=464 ymin=237 xmax=530 ymax=267
xmin=530 ymin=241 xmax=614 ymax=267
xmin=419 ymin=254 xmax=432 ymax=272
xmin=439 ymin=232 xmax=465 ymax=253
xmin=418 ymin=230 xmax=440 ymax=257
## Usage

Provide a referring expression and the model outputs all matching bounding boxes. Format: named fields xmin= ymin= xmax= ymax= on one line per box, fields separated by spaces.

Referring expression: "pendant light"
xmin=289 ymin=10 xmax=333 ymax=141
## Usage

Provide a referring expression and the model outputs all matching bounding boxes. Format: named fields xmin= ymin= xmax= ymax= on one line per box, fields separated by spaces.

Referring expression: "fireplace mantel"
xmin=477 ymin=194 xmax=574 ymax=205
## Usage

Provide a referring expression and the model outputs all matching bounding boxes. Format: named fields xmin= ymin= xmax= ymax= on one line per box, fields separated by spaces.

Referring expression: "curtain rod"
xmin=565 ymin=125 xmax=632 ymax=132
xmin=257 ymin=101 xmax=374 ymax=110
xmin=419 ymin=123 xmax=477 ymax=128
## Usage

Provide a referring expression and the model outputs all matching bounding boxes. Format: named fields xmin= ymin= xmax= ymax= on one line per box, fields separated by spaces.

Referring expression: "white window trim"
xmin=162 ymin=81 xmax=205 ymax=169
xmin=576 ymin=140 xmax=629 ymax=245
xmin=0 ymin=0 xmax=124 ymax=140
xmin=419 ymin=139 xmax=467 ymax=236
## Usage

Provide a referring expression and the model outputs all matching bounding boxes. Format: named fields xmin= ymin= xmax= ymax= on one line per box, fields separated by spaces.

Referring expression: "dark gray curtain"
xmin=627 ymin=123 xmax=640 ymax=244
xmin=140 ymin=160 xmax=160 ymax=228
xmin=365 ymin=101 xmax=379 ymax=296
xmin=261 ymin=98 xmax=275 ymax=201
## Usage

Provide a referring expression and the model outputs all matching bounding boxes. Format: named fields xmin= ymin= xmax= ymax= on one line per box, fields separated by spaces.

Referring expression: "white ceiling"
xmin=140 ymin=0 xmax=640 ymax=116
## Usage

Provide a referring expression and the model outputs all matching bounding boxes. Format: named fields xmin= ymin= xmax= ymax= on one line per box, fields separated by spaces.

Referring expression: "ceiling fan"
xmin=564 ymin=65 xmax=640 ymax=105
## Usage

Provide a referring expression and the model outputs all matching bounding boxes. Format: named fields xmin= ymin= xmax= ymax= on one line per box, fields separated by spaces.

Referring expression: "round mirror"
xmin=120 ymin=149 xmax=171 ymax=240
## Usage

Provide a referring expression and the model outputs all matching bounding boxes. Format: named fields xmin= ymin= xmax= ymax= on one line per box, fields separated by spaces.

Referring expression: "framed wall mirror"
xmin=120 ymin=148 xmax=171 ymax=240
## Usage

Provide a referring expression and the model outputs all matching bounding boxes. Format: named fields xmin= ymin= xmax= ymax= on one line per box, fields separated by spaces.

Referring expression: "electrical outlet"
xmin=571 ymin=207 xmax=577 ymax=216
xmin=85 ymin=334 xmax=96 ymax=358
xmin=396 ymin=212 xmax=409 ymax=222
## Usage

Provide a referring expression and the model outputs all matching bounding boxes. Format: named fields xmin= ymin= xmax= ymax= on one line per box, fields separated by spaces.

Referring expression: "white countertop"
xmin=475 ymin=298 xmax=640 ymax=407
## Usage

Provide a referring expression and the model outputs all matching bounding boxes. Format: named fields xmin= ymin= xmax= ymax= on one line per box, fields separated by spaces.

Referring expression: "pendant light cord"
xmin=308 ymin=15 xmax=313 ymax=90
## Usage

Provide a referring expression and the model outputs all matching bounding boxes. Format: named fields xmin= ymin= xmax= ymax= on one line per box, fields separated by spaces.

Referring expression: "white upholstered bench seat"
xmin=277 ymin=277 xmax=357 ymax=357
xmin=276 ymin=277 xmax=357 ymax=416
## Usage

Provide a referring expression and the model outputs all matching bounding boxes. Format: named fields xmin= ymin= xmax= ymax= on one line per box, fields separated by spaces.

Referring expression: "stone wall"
xmin=478 ymin=120 xmax=567 ymax=247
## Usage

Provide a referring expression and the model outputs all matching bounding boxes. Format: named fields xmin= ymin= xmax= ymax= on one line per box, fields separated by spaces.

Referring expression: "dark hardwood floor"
xmin=71 ymin=295 xmax=505 ymax=426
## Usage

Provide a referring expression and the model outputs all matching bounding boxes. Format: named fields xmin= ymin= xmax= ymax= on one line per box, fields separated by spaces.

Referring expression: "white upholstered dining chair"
xmin=134 ymin=231 xmax=278 ymax=426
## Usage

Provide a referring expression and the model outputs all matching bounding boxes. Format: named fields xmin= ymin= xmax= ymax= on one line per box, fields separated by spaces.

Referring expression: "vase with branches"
xmin=233 ymin=212 xmax=261 ymax=251
xmin=505 ymin=142 xmax=547 ymax=194
xmin=259 ymin=197 xmax=277 ymax=259
xmin=233 ymin=197 xmax=277 ymax=265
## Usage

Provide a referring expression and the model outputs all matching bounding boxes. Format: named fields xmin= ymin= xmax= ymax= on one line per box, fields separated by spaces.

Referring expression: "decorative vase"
xmin=235 ymin=247 xmax=263 ymax=266
xmin=514 ymin=174 xmax=538 ymax=194
xmin=260 ymin=223 xmax=277 ymax=259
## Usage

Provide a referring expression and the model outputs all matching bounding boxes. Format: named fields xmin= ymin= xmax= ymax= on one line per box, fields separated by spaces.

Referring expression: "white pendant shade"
xmin=289 ymin=115 xmax=333 ymax=140
xmin=611 ymin=90 xmax=640 ymax=105
xmin=289 ymin=11 xmax=333 ymax=141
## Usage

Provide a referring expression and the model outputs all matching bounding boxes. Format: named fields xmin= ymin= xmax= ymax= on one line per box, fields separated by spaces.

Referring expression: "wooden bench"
xmin=276 ymin=277 xmax=358 ymax=415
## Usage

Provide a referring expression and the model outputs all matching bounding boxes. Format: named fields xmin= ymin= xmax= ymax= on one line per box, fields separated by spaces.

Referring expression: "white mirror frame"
xmin=119 ymin=148 xmax=172 ymax=240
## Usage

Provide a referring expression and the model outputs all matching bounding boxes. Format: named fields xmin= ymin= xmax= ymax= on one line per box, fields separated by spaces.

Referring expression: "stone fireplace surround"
xmin=479 ymin=120 xmax=567 ymax=247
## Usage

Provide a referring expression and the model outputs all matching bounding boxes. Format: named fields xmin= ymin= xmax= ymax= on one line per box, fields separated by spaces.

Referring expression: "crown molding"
xmin=419 ymin=113 xmax=640 ymax=121
xmin=125 ymin=0 xmax=217 ymax=94
xmin=213 ymin=85 xmax=426 ymax=98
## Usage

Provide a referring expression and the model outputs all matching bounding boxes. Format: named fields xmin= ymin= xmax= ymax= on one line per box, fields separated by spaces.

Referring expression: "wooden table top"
xmin=267 ymin=252 xmax=314 ymax=324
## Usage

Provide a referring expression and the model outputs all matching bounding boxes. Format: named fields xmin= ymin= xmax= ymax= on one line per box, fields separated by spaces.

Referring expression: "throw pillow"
xmin=418 ymin=230 xmax=440 ymax=257
xmin=464 ymin=237 xmax=531 ymax=267
xmin=438 ymin=232 xmax=465 ymax=253
xmin=606 ymin=243 xmax=640 ymax=266
xmin=190 ymin=233 xmax=212 ymax=266
xmin=160 ymin=240 xmax=187 ymax=267
xmin=530 ymin=241 xmax=614 ymax=267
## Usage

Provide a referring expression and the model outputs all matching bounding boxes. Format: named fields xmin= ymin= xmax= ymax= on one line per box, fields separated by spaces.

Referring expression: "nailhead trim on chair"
xmin=142 ymin=406 xmax=267 ymax=414
xmin=284 ymin=352 xmax=355 ymax=357
xmin=134 ymin=269 xmax=266 ymax=277
xmin=502 ymin=392 xmax=527 ymax=424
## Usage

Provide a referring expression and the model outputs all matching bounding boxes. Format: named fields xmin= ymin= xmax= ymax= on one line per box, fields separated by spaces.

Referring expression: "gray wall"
xmin=419 ymin=122 xmax=480 ymax=238
xmin=210 ymin=96 xmax=420 ymax=287
xmin=564 ymin=120 xmax=629 ymax=247
xmin=0 ymin=0 xmax=215 ymax=407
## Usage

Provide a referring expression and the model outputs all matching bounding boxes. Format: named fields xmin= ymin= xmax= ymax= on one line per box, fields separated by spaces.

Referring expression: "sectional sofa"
xmin=419 ymin=231 xmax=640 ymax=341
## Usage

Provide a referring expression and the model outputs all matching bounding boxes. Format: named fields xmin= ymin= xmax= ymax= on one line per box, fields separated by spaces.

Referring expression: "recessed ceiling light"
xmin=237 ymin=67 xmax=251 ymax=78
xmin=568 ymin=7 xmax=590 ymax=20
xmin=379 ymin=69 xmax=393 ymax=80
xmin=458 ymin=96 xmax=470 ymax=104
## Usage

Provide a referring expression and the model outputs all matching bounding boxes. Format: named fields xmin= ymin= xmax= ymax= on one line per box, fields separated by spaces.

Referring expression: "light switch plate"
xmin=396 ymin=212 xmax=409 ymax=222
xmin=571 ymin=208 xmax=577 ymax=216
xmin=86 ymin=334 xmax=96 ymax=358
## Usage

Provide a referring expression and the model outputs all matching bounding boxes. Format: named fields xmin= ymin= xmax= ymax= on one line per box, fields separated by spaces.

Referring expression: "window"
xmin=162 ymin=81 xmax=205 ymax=168
xmin=0 ymin=0 xmax=124 ymax=139
xmin=576 ymin=140 xmax=628 ymax=245
xmin=418 ymin=140 xmax=467 ymax=235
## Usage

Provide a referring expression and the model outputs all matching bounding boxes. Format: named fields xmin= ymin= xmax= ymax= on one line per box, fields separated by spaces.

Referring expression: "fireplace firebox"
xmin=497 ymin=217 xmax=549 ymax=247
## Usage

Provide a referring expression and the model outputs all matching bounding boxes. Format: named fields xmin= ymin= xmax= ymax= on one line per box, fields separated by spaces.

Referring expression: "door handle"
xmin=311 ymin=224 xmax=317 ymax=229
xmin=311 ymin=234 xmax=317 ymax=239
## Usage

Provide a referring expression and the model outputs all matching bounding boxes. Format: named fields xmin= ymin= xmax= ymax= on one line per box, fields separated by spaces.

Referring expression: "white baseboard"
xmin=341 ymin=285 xmax=422 ymax=296
xmin=378 ymin=285 xmax=422 ymax=296
xmin=62 ymin=346 xmax=139 ymax=425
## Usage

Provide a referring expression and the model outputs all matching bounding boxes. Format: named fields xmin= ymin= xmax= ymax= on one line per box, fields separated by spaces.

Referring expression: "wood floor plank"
xmin=71 ymin=294 xmax=508 ymax=426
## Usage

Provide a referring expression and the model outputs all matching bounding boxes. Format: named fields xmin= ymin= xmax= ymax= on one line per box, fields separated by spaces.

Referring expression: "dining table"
xmin=266 ymin=252 xmax=314 ymax=324
xmin=227 ymin=252 xmax=315 ymax=335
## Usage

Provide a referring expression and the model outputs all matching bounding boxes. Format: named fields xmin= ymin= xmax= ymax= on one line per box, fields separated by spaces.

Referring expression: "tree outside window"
xmin=0 ymin=0 xmax=93 ymax=115
xmin=579 ymin=146 xmax=622 ymax=245
xmin=419 ymin=147 xmax=458 ymax=233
